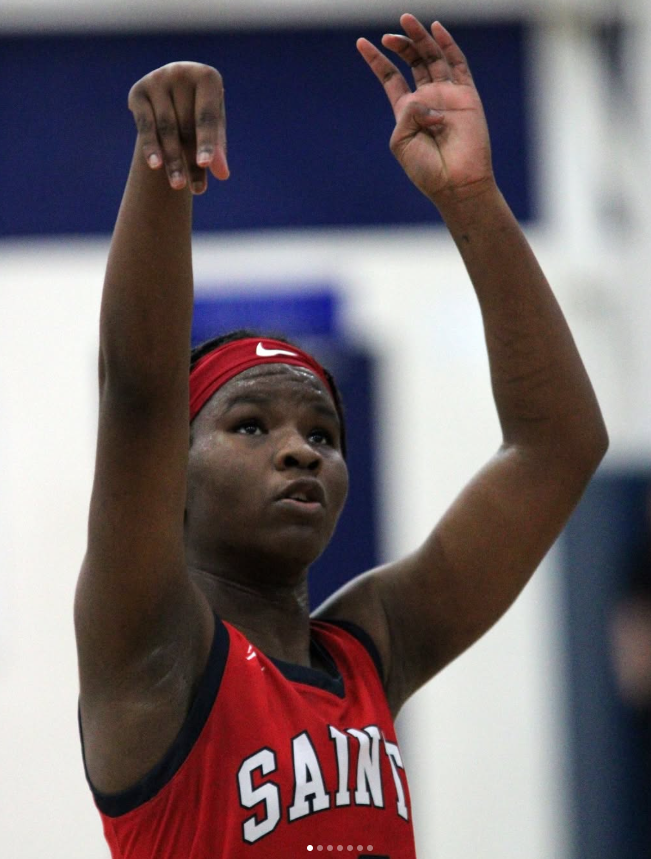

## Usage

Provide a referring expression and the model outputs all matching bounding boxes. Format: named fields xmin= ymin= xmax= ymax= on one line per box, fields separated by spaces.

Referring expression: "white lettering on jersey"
xmin=237 ymin=748 xmax=281 ymax=843
xmin=328 ymin=725 xmax=351 ymax=806
xmin=236 ymin=725 xmax=410 ymax=843
xmin=383 ymin=739 xmax=408 ymax=821
xmin=288 ymin=731 xmax=331 ymax=821
xmin=348 ymin=726 xmax=384 ymax=808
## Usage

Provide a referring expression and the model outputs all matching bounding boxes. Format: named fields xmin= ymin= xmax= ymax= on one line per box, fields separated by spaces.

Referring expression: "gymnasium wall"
xmin=2 ymin=6 xmax=650 ymax=859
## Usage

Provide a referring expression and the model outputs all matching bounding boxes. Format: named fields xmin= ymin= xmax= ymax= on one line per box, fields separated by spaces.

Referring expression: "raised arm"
xmin=75 ymin=64 xmax=228 ymax=789
xmin=317 ymin=17 xmax=608 ymax=714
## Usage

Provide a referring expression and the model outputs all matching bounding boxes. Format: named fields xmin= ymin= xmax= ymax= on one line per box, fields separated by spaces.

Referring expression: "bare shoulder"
xmin=312 ymin=566 xmax=407 ymax=718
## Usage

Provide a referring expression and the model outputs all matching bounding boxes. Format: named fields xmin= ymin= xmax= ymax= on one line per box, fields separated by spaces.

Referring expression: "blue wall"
xmin=562 ymin=474 xmax=651 ymax=859
xmin=0 ymin=22 xmax=531 ymax=236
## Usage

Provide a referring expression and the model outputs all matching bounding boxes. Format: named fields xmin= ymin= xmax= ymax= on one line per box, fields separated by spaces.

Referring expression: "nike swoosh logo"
xmin=256 ymin=342 xmax=299 ymax=358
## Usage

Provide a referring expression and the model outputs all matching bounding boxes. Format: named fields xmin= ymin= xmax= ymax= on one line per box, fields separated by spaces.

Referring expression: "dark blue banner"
xmin=1 ymin=23 xmax=531 ymax=236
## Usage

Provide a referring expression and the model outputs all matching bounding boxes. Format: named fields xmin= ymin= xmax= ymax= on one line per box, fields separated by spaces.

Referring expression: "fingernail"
xmin=148 ymin=153 xmax=161 ymax=168
xmin=170 ymin=170 xmax=184 ymax=187
xmin=192 ymin=181 xmax=204 ymax=194
xmin=197 ymin=150 xmax=213 ymax=166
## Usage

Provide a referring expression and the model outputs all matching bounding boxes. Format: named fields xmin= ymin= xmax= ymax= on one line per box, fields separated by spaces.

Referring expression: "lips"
xmin=276 ymin=478 xmax=325 ymax=507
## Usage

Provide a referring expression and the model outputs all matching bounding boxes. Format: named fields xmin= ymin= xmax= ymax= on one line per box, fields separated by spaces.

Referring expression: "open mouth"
xmin=276 ymin=480 xmax=325 ymax=514
xmin=277 ymin=479 xmax=325 ymax=507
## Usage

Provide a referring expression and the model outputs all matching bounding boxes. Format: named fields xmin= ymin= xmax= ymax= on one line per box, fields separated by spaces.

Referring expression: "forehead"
xmin=203 ymin=364 xmax=335 ymax=417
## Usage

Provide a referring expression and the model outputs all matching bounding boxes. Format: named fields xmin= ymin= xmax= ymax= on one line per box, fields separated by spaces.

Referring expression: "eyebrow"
xmin=221 ymin=393 xmax=340 ymax=424
xmin=310 ymin=402 xmax=341 ymax=424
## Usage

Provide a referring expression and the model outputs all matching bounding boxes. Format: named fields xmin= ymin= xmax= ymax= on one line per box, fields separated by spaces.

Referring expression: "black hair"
xmin=190 ymin=329 xmax=347 ymax=457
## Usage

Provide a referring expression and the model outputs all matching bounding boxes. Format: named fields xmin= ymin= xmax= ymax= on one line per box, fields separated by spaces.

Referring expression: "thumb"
xmin=390 ymin=101 xmax=444 ymax=153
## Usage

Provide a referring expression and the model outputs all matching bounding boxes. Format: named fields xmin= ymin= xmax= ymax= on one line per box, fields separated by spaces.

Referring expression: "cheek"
xmin=188 ymin=437 xmax=262 ymax=513
xmin=329 ymin=460 xmax=350 ymax=516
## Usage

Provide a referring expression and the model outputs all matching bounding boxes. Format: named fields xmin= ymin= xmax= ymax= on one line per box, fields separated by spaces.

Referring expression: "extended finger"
xmin=194 ymin=69 xmax=229 ymax=181
xmin=148 ymin=90 xmax=188 ymax=189
xmin=381 ymin=33 xmax=432 ymax=89
xmin=356 ymin=37 xmax=410 ymax=116
xmin=400 ymin=13 xmax=450 ymax=83
xmin=170 ymin=85 xmax=206 ymax=194
xmin=128 ymin=88 xmax=164 ymax=170
xmin=431 ymin=21 xmax=474 ymax=85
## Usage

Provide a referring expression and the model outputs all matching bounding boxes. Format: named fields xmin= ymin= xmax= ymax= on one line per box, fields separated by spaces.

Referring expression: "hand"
xmin=357 ymin=15 xmax=493 ymax=204
xmin=128 ymin=62 xmax=229 ymax=194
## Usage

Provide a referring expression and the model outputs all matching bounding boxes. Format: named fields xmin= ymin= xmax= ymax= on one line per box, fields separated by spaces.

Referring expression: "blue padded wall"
xmin=0 ymin=23 xmax=530 ymax=236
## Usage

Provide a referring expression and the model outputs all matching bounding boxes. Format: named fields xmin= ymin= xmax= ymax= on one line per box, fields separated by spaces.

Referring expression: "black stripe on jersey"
xmin=268 ymin=636 xmax=345 ymax=698
xmin=318 ymin=619 xmax=384 ymax=684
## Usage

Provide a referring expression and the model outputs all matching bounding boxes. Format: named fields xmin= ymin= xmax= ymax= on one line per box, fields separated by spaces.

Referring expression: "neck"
xmin=188 ymin=562 xmax=314 ymax=666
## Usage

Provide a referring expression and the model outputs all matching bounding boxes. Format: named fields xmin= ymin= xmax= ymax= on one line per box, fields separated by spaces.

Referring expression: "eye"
xmin=234 ymin=418 xmax=265 ymax=436
xmin=309 ymin=428 xmax=334 ymax=446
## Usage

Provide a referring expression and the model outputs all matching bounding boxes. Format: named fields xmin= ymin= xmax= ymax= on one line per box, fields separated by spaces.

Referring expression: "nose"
xmin=274 ymin=431 xmax=322 ymax=472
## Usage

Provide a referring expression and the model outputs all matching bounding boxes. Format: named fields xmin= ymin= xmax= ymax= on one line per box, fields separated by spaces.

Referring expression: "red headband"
xmin=189 ymin=337 xmax=333 ymax=421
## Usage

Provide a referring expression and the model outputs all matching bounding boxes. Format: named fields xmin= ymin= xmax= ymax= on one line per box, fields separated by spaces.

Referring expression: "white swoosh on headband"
xmin=255 ymin=342 xmax=299 ymax=358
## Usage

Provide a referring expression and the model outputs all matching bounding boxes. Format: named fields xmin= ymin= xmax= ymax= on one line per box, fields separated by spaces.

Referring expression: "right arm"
xmin=75 ymin=63 xmax=228 ymax=792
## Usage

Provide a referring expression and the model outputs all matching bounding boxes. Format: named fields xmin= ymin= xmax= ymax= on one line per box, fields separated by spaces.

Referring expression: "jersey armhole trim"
xmin=316 ymin=618 xmax=385 ymax=684
xmin=80 ymin=614 xmax=229 ymax=818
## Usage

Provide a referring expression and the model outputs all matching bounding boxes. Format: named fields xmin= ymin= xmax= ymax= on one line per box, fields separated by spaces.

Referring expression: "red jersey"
xmin=83 ymin=616 xmax=417 ymax=858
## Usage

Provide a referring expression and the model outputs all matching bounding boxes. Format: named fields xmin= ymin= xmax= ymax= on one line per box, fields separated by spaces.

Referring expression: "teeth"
xmin=291 ymin=495 xmax=309 ymax=502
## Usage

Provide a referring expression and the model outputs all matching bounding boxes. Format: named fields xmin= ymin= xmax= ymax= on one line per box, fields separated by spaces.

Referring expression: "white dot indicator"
xmin=307 ymin=848 xmax=313 ymax=853
xmin=337 ymin=848 xmax=343 ymax=852
xmin=368 ymin=848 xmax=374 ymax=852
xmin=357 ymin=847 xmax=363 ymax=852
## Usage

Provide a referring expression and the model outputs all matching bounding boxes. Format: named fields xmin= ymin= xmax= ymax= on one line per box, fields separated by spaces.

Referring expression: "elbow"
xmin=511 ymin=409 xmax=609 ymax=487
xmin=565 ymin=409 xmax=609 ymax=482
xmin=594 ymin=415 xmax=610 ymax=462
xmin=583 ymin=401 xmax=609 ymax=467
xmin=591 ymin=428 xmax=610 ymax=476
xmin=98 ymin=344 xmax=188 ymax=408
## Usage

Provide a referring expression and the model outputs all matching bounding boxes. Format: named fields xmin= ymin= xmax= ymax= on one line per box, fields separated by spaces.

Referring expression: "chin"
xmin=253 ymin=527 xmax=330 ymax=574
xmin=272 ymin=539 xmax=327 ymax=570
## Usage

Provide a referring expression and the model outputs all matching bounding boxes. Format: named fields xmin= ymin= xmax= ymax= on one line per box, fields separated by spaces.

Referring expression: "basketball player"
xmin=75 ymin=14 xmax=608 ymax=858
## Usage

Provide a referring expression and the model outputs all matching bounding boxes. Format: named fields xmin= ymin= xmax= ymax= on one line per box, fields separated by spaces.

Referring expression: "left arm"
xmin=314 ymin=15 xmax=608 ymax=715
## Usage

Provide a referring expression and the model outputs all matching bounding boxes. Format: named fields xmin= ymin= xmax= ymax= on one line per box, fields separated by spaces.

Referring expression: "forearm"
xmin=437 ymin=182 xmax=608 ymax=466
xmin=99 ymin=145 xmax=193 ymax=398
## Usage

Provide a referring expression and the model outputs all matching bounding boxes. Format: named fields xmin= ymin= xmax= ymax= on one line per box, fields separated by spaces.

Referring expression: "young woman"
xmin=75 ymin=14 xmax=608 ymax=858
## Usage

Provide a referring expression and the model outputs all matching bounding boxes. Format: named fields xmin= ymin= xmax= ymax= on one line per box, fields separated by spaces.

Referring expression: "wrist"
xmin=430 ymin=177 xmax=504 ymax=232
